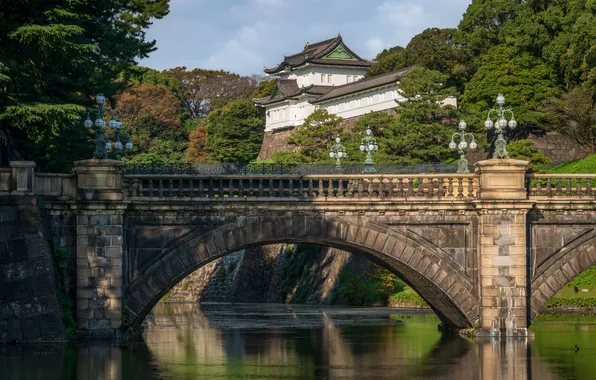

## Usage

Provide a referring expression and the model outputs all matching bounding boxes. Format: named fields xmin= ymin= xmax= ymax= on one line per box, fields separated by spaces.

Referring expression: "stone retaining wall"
xmin=0 ymin=196 xmax=67 ymax=342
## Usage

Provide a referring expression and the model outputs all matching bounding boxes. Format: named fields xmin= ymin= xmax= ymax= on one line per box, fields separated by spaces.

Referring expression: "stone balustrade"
xmin=527 ymin=174 xmax=596 ymax=199
xmin=121 ymin=174 xmax=479 ymax=200
xmin=0 ymin=168 xmax=10 ymax=194
xmin=34 ymin=173 xmax=77 ymax=199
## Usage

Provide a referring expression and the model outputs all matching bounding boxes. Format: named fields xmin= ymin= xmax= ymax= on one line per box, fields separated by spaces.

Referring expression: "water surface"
xmin=1 ymin=303 xmax=595 ymax=380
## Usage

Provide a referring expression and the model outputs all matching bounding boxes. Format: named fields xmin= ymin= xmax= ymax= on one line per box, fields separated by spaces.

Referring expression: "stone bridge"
xmin=2 ymin=159 xmax=596 ymax=340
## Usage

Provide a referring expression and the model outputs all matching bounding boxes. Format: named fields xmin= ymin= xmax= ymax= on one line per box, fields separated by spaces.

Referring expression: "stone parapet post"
xmin=9 ymin=161 xmax=36 ymax=195
xmin=74 ymin=159 xmax=127 ymax=339
xmin=474 ymin=159 xmax=533 ymax=337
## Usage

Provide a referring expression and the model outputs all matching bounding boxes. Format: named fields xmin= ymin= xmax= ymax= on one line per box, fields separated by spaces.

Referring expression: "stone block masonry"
xmin=5 ymin=156 xmax=596 ymax=341
xmin=73 ymin=159 xmax=127 ymax=339
xmin=76 ymin=212 xmax=126 ymax=337
xmin=0 ymin=196 xmax=67 ymax=342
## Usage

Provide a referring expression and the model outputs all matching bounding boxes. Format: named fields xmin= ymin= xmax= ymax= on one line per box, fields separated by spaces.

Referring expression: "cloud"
xmin=142 ymin=0 xmax=472 ymax=76
xmin=253 ymin=0 xmax=282 ymax=6
xmin=365 ymin=38 xmax=385 ymax=57
xmin=377 ymin=1 xmax=425 ymax=26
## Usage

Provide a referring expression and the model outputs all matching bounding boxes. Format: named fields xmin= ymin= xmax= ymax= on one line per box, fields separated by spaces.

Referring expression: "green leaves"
xmin=1 ymin=103 xmax=86 ymax=141
xmin=461 ymin=46 xmax=559 ymax=130
xmin=507 ymin=139 xmax=552 ymax=173
xmin=205 ymin=100 xmax=264 ymax=163
xmin=0 ymin=0 xmax=170 ymax=170
xmin=287 ymin=109 xmax=343 ymax=161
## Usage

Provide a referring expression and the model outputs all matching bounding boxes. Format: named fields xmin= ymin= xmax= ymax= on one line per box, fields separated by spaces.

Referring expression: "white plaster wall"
xmin=321 ymin=85 xmax=406 ymax=119
xmin=278 ymin=65 xmax=367 ymax=87
xmin=264 ymin=99 xmax=316 ymax=131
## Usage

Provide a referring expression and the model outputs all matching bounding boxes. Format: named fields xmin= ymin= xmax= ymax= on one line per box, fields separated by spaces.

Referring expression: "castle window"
xmin=321 ymin=74 xmax=327 ymax=84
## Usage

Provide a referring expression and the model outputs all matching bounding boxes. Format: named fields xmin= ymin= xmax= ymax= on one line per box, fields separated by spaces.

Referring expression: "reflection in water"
xmin=0 ymin=304 xmax=594 ymax=380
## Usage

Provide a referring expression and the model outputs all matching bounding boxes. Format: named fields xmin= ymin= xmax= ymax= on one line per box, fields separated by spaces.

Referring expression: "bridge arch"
xmin=124 ymin=216 xmax=479 ymax=333
xmin=530 ymin=229 xmax=596 ymax=319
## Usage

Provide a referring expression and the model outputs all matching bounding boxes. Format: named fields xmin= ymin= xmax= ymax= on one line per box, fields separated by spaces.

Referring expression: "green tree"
xmin=382 ymin=68 xmax=459 ymax=164
xmin=544 ymin=85 xmax=596 ymax=154
xmin=205 ymin=100 xmax=264 ymax=162
xmin=366 ymin=46 xmax=408 ymax=77
xmin=252 ymin=78 xmax=278 ymax=98
xmin=507 ymin=139 xmax=552 ymax=173
xmin=461 ymin=46 xmax=559 ymax=132
xmin=286 ymin=109 xmax=343 ymax=162
xmin=405 ymin=28 xmax=471 ymax=90
xmin=0 ymin=0 xmax=170 ymax=169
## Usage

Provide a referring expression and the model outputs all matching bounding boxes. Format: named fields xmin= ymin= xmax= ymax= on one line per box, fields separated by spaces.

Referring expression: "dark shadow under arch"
xmin=124 ymin=216 xmax=479 ymax=332
xmin=530 ymin=229 xmax=596 ymax=319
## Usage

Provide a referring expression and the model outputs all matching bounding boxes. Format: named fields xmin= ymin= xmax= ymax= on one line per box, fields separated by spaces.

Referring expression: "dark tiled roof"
xmin=277 ymin=79 xmax=299 ymax=96
xmin=254 ymin=82 xmax=333 ymax=106
xmin=264 ymin=36 xmax=372 ymax=74
xmin=310 ymin=66 xmax=414 ymax=104
xmin=307 ymin=58 xmax=372 ymax=68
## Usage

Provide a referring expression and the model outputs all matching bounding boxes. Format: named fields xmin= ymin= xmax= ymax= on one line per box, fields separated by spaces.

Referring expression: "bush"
xmin=507 ymin=139 xmax=552 ymax=173
xmin=53 ymin=247 xmax=72 ymax=266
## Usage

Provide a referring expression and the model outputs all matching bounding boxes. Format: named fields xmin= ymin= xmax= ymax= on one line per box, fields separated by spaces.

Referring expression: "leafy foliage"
xmin=366 ymin=46 xmax=409 ymax=78
xmin=186 ymin=125 xmax=209 ymax=163
xmin=381 ymin=68 xmax=460 ymax=164
xmin=205 ymin=100 xmax=264 ymax=162
xmin=286 ymin=109 xmax=343 ymax=162
xmin=115 ymin=83 xmax=187 ymax=164
xmin=339 ymin=266 xmax=404 ymax=306
xmin=163 ymin=67 xmax=258 ymax=118
xmin=461 ymin=46 xmax=559 ymax=132
xmin=544 ymin=86 xmax=596 ymax=154
xmin=507 ymin=139 xmax=552 ymax=173
xmin=0 ymin=0 xmax=170 ymax=169
xmin=252 ymin=78 xmax=278 ymax=98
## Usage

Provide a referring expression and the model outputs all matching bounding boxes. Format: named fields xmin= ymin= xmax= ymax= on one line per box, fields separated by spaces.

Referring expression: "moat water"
xmin=1 ymin=303 xmax=595 ymax=380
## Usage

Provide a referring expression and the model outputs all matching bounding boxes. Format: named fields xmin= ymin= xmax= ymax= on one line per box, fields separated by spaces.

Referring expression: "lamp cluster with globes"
xmin=359 ymin=128 xmax=378 ymax=174
xmin=329 ymin=136 xmax=347 ymax=169
xmin=449 ymin=120 xmax=478 ymax=174
xmin=83 ymin=93 xmax=133 ymax=160
xmin=484 ymin=93 xmax=517 ymax=159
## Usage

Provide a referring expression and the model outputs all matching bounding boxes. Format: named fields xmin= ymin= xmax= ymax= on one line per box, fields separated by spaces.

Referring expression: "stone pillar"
xmin=475 ymin=159 xmax=533 ymax=337
xmin=9 ymin=161 xmax=36 ymax=195
xmin=74 ymin=160 xmax=127 ymax=339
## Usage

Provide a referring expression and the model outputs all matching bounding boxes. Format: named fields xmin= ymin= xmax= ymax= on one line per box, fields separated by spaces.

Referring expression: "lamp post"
xmin=329 ymin=136 xmax=347 ymax=169
xmin=83 ymin=93 xmax=133 ymax=160
xmin=449 ymin=120 xmax=477 ymax=174
xmin=359 ymin=128 xmax=378 ymax=174
xmin=484 ymin=93 xmax=517 ymax=159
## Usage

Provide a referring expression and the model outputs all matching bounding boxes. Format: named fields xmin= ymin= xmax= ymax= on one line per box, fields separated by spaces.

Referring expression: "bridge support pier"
xmin=74 ymin=160 xmax=127 ymax=339
xmin=474 ymin=159 xmax=533 ymax=337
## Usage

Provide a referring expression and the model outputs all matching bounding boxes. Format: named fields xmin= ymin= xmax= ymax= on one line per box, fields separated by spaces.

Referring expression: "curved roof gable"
xmin=254 ymin=79 xmax=333 ymax=105
xmin=264 ymin=35 xmax=372 ymax=74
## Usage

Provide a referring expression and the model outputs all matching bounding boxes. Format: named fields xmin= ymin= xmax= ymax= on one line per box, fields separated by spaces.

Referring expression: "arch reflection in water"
xmin=1 ymin=305 xmax=595 ymax=379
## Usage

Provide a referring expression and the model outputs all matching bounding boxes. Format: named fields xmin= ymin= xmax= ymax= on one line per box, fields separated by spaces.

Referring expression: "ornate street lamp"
xmin=359 ymin=128 xmax=378 ymax=174
xmin=449 ymin=120 xmax=477 ymax=174
xmin=329 ymin=136 xmax=347 ymax=169
xmin=484 ymin=93 xmax=517 ymax=159
xmin=83 ymin=93 xmax=133 ymax=160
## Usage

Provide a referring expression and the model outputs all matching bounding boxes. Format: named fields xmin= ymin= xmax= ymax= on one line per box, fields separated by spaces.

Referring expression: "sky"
xmin=142 ymin=0 xmax=473 ymax=76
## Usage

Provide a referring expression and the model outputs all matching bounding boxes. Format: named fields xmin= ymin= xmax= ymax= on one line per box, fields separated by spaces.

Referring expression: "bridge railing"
xmin=526 ymin=174 xmax=596 ymax=199
xmin=122 ymin=174 xmax=479 ymax=200
xmin=124 ymin=162 xmax=464 ymax=175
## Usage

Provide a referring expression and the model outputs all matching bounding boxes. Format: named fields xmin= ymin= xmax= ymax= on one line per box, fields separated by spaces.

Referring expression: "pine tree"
xmin=0 ymin=0 xmax=169 ymax=170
